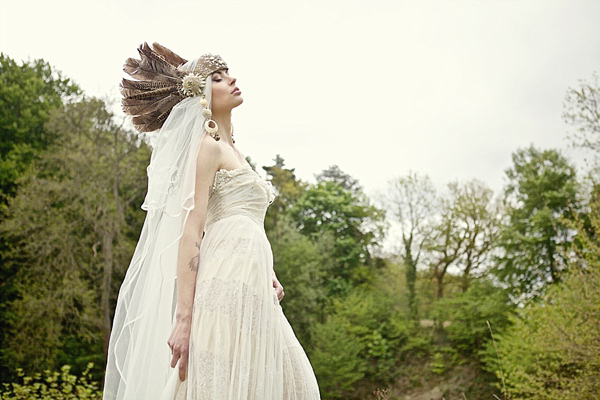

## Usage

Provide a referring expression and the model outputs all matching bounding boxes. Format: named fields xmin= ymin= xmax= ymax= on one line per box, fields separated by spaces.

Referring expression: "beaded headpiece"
xmin=120 ymin=42 xmax=228 ymax=133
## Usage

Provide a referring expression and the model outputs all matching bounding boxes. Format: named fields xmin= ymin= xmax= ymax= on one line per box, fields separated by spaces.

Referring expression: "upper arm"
xmin=184 ymin=137 xmax=221 ymax=237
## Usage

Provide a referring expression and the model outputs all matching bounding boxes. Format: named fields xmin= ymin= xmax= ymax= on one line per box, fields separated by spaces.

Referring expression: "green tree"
xmin=0 ymin=56 xmax=82 ymax=381
xmin=442 ymin=180 xmax=502 ymax=293
xmin=263 ymin=155 xmax=306 ymax=234
xmin=311 ymin=314 xmax=368 ymax=400
xmin=483 ymin=246 xmax=600 ymax=398
xmin=288 ymin=175 xmax=385 ymax=295
xmin=493 ymin=146 xmax=578 ymax=301
xmin=381 ymin=172 xmax=437 ymax=330
xmin=0 ymin=54 xmax=81 ymax=198
xmin=269 ymin=215 xmax=333 ymax=348
xmin=311 ymin=287 xmax=409 ymax=399
xmin=0 ymin=97 xmax=149 ymax=377
xmin=432 ymin=279 xmax=513 ymax=355
xmin=315 ymin=164 xmax=361 ymax=194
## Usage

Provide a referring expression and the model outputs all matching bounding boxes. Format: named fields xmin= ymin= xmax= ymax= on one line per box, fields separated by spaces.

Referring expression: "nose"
xmin=229 ymin=76 xmax=236 ymax=85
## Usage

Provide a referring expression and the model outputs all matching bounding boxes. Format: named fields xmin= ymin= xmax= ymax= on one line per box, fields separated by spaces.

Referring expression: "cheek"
xmin=212 ymin=85 xmax=229 ymax=103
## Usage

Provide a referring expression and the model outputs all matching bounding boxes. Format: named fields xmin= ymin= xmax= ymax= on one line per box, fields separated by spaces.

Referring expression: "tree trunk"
xmin=436 ymin=273 xmax=445 ymax=299
xmin=403 ymin=236 xmax=419 ymax=331
xmin=405 ymin=258 xmax=418 ymax=330
xmin=102 ymin=230 xmax=114 ymax=361
xmin=461 ymin=262 xmax=472 ymax=292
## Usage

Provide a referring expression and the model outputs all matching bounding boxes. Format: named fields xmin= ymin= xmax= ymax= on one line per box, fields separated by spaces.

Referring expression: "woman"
xmin=103 ymin=43 xmax=320 ymax=400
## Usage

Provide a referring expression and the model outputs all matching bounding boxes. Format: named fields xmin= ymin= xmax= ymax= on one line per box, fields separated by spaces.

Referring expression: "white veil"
xmin=103 ymin=57 xmax=214 ymax=400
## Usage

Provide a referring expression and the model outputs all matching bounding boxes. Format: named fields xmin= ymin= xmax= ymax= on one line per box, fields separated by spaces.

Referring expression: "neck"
xmin=211 ymin=111 xmax=234 ymax=146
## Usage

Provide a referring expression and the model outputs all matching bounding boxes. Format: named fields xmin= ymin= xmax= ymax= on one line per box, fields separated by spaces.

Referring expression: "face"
xmin=210 ymin=69 xmax=243 ymax=114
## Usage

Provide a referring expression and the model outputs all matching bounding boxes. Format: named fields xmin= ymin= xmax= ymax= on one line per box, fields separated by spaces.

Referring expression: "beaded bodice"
xmin=205 ymin=166 xmax=276 ymax=230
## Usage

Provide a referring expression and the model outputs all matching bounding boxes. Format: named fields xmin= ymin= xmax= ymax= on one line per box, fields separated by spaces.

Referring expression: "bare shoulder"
xmin=198 ymin=134 xmax=222 ymax=158
xmin=196 ymin=135 xmax=222 ymax=173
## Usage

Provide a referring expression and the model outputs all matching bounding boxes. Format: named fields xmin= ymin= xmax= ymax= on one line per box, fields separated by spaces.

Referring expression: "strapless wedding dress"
xmin=163 ymin=166 xmax=320 ymax=400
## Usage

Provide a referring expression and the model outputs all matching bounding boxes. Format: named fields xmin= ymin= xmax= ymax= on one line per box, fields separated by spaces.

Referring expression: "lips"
xmin=232 ymin=87 xmax=241 ymax=94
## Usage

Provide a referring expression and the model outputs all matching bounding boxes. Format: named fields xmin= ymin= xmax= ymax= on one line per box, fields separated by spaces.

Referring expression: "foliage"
xmin=0 ymin=97 xmax=149 ymax=379
xmin=269 ymin=215 xmax=333 ymax=348
xmin=311 ymin=314 xmax=368 ymax=400
xmin=482 ymin=198 xmax=600 ymax=399
xmin=427 ymin=180 xmax=501 ymax=300
xmin=312 ymin=280 xmax=411 ymax=398
xmin=0 ymin=54 xmax=82 ymax=382
xmin=1 ymin=364 xmax=102 ymax=399
xmin=311 ymin=287 xmax=409 ymax=398
xmin=444 ymin=180 xmax=502 ymax=292
xmin=262 ymin=155 xmax=306 ymax=233
xmin=493 ymin=145 xmax=578 ymax=301
xmin=563 ymin=71 xmax=600 ymax=153
xmin=0 ymin=53 xmax=81 ymax=198
xmin=381 ymin=172 xmax=437 ymax=330
xmin=289 ymin=178 xmax=385 ymax=293
xmin=432 ymin=279 xmax=514 ymax=355
xmin=315 ymin=164 xmax=362 ymax=194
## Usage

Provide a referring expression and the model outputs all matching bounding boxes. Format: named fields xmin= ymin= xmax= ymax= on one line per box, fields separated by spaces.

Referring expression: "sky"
xmin=1 ymin=0 xmax=598 ymax=203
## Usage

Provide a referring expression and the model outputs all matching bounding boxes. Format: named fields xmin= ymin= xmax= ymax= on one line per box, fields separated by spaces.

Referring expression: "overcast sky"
xmin=1 ymin=0 xmax=598 ymax=201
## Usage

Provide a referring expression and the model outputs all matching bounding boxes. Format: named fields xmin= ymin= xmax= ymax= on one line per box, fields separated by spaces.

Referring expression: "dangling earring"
xmin=231 ymin=124 xmax=235 ymax=144
xmin=205 ymin=119 xmax=219 ymax=141
xmin=201 ymin=95 xmax=219 ymax=140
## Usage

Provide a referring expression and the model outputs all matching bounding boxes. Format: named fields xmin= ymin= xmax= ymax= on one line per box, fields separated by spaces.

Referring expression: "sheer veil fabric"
xmin=103 ymin=57 xmax=213 ymax=399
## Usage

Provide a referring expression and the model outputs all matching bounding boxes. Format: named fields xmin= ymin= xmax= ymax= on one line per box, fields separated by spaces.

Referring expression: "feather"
xmin=120 ymin=78 xmax=172 ymax=91
xmin=123 ymin=43 xmax=181 ymax=83
xmin=121 ymin=42 xmax=191 ymax=132
xmin=122 ymin=93 xmax=181 ymax=117
xmin=137 ymin=42 xmax=183 ymax=80
xmin=132 ymin=108 xmax=172 ymax=133
xmin=152 ymin=42 xmax=187 ymax=67
xmin=120 ymin=85 xmax=180 ymax=100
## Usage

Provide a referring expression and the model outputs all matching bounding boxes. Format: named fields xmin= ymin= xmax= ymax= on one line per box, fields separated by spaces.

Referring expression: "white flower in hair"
xmin=180 ymin=73 xmax=206 ymax=97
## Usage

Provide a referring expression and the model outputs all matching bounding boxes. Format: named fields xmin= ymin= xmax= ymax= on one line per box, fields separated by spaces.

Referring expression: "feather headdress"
xmin=120 ymin=42 xmax=227 ymax=133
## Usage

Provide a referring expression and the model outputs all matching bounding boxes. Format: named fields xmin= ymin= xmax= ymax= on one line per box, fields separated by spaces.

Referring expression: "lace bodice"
xmin=205 ymin=166 xmax=276 ymax=230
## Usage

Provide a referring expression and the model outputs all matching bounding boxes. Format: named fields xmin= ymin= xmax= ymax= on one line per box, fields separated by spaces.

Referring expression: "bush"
xmin=432 ymin=279 xmax=514 ymax=355
xmin=311 ymin=315 xmax=368 ymax=399
xmin=482 ymin=251 xmax=600 ymax=398
xmin=1 ymin=364 xmax=102 ymax=399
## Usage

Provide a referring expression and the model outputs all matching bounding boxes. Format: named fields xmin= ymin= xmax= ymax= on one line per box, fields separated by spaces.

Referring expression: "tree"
xmin=288 ymin=175 xmax=385 ymax=295
xmin=269 ymin=215 xmax=333 ymax=348
xmin=0 ymin=97 xmax=149 ymax=376
xmin=483 ymin=222 xmax=600 ymax=399
xmin=311 ymin=314 xmax=368 ymax=399
xmin=382 ymin=172 xmax=437 ymax=329
xmin=262 ymin=155 xmax=306 ymax=234
xmin=563 ymin=71 xmax=600 ymax=153
xmin=428 ymin=194 xmax=464 ymax=300
xmin=311 ymin=288 xmax=409 ymax=399
xmin=432 ymin=279 xmax=512 ymax=355
xmin=447 ymin=180 xmax=502 ymax=293
xmin=493 ymin=146 xmax=578 ymax=301
xmin=315 ymin=164 xmax=361 ymax=194
xmin=0 ymin=56 xmax=82 ymax=380
xmin=0 ymin=53 xmax=81 ymax=198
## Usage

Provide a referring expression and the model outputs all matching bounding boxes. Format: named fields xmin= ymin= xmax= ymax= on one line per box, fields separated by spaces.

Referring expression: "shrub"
xmin=1 ymin=364 xmax=102 ymax=399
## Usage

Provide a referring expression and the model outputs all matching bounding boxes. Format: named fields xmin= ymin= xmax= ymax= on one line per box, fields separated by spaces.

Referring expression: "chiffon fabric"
xmin=161 ymin=165 xmax=321 ymax=399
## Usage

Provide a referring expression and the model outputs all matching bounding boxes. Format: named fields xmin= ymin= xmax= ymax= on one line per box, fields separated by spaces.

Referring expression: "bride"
xmin=103 ymin=43 xmax=320 ymax=400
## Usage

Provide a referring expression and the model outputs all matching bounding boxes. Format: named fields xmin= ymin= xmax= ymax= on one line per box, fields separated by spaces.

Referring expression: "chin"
xmin=232 ymin=97 xmax=244 ymax=108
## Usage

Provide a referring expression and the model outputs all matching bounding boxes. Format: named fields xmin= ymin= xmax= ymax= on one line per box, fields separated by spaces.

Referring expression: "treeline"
xmin=0 ymin=53 xmax=598 ymax=399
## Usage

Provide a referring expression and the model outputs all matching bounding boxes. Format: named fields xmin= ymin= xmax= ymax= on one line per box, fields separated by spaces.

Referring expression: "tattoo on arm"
xmin=188 ymin=241 xmax=201 ymax=272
